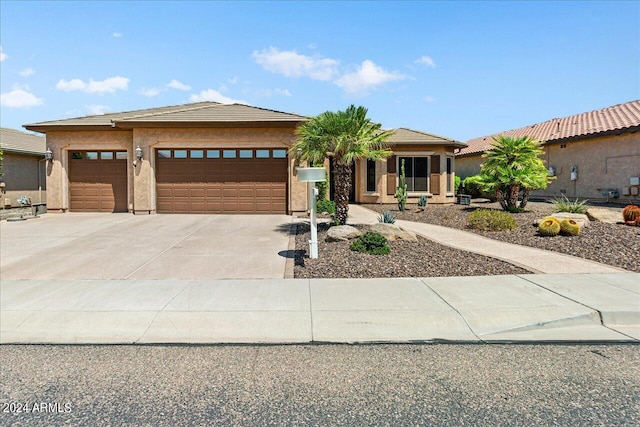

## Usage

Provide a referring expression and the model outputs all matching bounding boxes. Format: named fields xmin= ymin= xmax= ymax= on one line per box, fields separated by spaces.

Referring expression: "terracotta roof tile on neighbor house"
xmin=0 ymin=127 xmax=46 ymax=155
xmin=458 ymin=99 xmax=640 ymax=157
xmin=24 ymin=102 xmax=307 ymax=132
xmin=388 ymin=127 xmax=466 ymax=148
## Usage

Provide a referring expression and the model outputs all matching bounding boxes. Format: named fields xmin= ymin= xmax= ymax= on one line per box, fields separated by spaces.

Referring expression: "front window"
xmin=366 ymin=159 xmax=376 ymax=192
xmin=399 ymin=156 xmax=429 ymax=192
xmin=447 ymin=157 xmax=453 ymax=192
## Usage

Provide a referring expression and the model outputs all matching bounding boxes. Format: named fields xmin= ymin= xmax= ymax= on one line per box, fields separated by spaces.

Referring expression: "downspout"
xmin=38 ymin=157 xmax=46 ymax=204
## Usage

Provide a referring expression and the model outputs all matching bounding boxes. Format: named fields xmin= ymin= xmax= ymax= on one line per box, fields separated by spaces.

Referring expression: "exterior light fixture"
xmin=44 ymin=147 xmax=53 ymax=161
xmin=0 ymin=182 xmax=5 ymax=194
xmin=135 ymin=146 xmax=143 ymax=161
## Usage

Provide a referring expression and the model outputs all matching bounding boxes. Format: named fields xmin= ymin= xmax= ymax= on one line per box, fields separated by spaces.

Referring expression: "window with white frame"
xmin=398 ymin=156 xmax=429 ymax=192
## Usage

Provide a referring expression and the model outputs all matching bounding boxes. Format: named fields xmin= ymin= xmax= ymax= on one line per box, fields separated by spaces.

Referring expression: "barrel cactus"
xmin=538 ymin=216 xmax=561 ymax=236
xmin=560 ymin=218 xmax=581 ymax=236
xmin=622 ymin=205 xmax=640 ymax=225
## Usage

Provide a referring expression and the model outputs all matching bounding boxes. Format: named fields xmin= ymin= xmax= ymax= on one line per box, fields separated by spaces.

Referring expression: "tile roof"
xmin=388 ymin=127 xmax=466 ymax=148
xmin=0 ymin=127 xmax=46 ymax=155
xmin=24 ymin=102 xmax=306 ymax=132
xmin=458 ymin=99 xmax=640 ymax=157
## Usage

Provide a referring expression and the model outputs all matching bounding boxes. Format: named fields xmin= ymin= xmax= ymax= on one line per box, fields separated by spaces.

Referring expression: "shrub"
xmin=560 ymin=218 xmax=581 ymax=236
xmin=454 ymin=176 xmax=461 ymax=194
xmin=551 ymin=195 xmax=588 ymax=214
xmin=538 ymin=216 xmax=561 ymax=236
xmin=316 ymin=199 xmax=336 ymax=214
xmin=468 ymin=209 xmax=517 ymax=231
xmin=462 ymin=175 xmax=495 ymax=200
xmin=350 ymin=232 xmax=390 ymax=255
xmin=417 ymin=194 xmax=427 ymax=208
xmin=377 ymin=210 xmax=396 ymax=224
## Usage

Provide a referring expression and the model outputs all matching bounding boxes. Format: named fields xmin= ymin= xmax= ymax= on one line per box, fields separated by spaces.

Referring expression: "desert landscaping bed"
xmin=293 ymin=223 xmax=530 ymax=279
xmin=363 ymin=202 xmax=640 ymax=273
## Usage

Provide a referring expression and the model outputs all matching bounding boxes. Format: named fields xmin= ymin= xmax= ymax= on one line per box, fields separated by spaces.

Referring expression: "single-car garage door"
xmin=156 ymin=148 xmax=287 ymax=214
xmin=69 ymin=151 xmax=128 ymax=212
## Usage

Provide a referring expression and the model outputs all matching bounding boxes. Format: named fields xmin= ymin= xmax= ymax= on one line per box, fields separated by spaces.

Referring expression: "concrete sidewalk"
xmin=1 ymin=274 xmax=638 ymax=344
xmin=347 ymin=205 xmax=625 ymax=274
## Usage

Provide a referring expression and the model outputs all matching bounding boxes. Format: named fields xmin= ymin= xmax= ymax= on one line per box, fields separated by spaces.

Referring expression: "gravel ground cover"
xmin=363 ymin=202 xmax=640 ymax=273
xmin=294 ymin=223 xmax=529 ymax=278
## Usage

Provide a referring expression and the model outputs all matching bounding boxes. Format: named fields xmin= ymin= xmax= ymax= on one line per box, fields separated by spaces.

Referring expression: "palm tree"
xmin=291 ymin=105 xmax=392 ymax=225
xmin=478 ymin=135 xmax=552 ymax=211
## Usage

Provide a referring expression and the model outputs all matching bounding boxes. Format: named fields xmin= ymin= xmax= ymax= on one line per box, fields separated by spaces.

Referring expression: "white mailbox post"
xmin=296 ymin=167 xmax=327 ymax=259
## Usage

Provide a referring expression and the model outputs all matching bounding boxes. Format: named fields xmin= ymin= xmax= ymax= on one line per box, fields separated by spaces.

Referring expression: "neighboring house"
xmin=24 ymin=102 xmax=464 ymax=214
xmin=0 ymin=127 xmax=47 ymax=208
xmin=456 ymin=100 xmax=640 ymax=203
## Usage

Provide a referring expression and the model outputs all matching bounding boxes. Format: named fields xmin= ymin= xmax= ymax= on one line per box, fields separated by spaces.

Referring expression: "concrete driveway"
xmin=0 ymin=213 xmax=294 ymax=280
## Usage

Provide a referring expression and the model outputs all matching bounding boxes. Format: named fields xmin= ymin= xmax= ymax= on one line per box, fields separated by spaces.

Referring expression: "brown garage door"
xmin=69 ymin=151 xmax=128 ymax=212
xmin=156 ymin=148 xmax=287 ymax=214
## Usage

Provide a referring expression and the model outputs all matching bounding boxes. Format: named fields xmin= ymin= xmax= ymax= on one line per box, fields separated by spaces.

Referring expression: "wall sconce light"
xmin=135 ymin=146 xmax=143 ymax=161
xmin=44 ymin=147 xmax=54 ymax=161
xmin=0 ymin=182 xmax=6 ymax=194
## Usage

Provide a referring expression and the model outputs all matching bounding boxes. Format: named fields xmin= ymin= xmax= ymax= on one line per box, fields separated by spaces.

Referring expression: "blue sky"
xmin=1 ymin=1 xmax=638 ymax=141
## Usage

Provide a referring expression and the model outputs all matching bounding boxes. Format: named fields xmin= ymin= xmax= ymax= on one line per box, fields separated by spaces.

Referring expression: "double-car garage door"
xmin=155 ymin=148 xmax=287 ymax=214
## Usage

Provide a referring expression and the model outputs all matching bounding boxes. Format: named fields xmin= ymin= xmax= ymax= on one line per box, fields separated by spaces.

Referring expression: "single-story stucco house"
xmin=456 ymin=100 xmax=640 ymax=203
xmin=24 ymin=102 xmax=464 ymax=214
xmin=0 ymin=127 xmax=47 ymax=208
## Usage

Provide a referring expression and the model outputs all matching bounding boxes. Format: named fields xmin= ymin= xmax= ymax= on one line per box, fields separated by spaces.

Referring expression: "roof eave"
xmin=112 ymin=120 xmax=304 ymax=129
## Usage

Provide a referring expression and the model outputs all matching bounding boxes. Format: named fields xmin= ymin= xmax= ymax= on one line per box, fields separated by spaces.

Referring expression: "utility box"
xmin=630 ymin=177 xmax=640 ymax=186
xmin=608 ymin=190 xmax=619 ymax=199
xmin=458 ymin=194 xmax=471 ymax=205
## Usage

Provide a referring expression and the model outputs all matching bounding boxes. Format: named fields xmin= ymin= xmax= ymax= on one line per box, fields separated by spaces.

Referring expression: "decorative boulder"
xmin=586 ymin=208 xmax=623 ymax=224
xmin=534 ymin=213 xmax=590 ymax=228
xmin=369 ymin=223 xmax=418 ymax=242
xmin=326 ymin=225 xmax=363 ymax=242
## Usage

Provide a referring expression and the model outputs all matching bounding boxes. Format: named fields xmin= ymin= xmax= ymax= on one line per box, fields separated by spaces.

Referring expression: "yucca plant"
xmin=551 ymin=195 xmax=588 ymax=214
xmin=377 ymin=210 xmax=396 ymax=224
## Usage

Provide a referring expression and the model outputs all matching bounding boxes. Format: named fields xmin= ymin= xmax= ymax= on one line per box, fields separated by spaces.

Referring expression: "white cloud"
xmin=415 ymin=55 xmax=436 ymax=68
xmin=86 ymin=104 xmax=110 ymax=115
xmin=166 ymin=79 xmax=191 ymax=91
xmin=56 ymin=76 xmax=129 ymax=94
xmin=0 ymin=46 xmax=7 ymax=62
xmin=254 ymin=88 xmax=292 ymax=98
xmin=139 ymin=87 xmax=164 ymax=97
xmin=334 ymin=60 xmax=407 ymax=96
xmin=227 ymin=76 xmax=238 ymax=84
xmin=252 ymin=47 xmax=339 ymax=81
xmin=189 ymin=89 xmax=246 ymax=104
xmin=0 ymin=85 xmax=43 ymax=108
xmin=423 ymin=96 xmax=436 ymax=103
xmin=19 ymin=68 xmax=36 ymax=77
xmin=113 ymin=32 xmax=123 ymax=38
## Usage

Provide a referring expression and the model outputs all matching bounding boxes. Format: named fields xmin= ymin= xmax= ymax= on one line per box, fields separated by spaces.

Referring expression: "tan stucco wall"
xmin=0 ymin=152 xmax=46 ymax=207
xmin=455 ymin=131 xmax=640 ymax=203
xmin=354 ymin=146 xmax=457 ymax=205
xmin=43 ymin=126 xmax=309 ymax=214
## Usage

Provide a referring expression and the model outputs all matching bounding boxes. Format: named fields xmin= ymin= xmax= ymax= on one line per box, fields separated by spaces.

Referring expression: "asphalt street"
xmin=1 ymin=344 xmax=638 ymax=426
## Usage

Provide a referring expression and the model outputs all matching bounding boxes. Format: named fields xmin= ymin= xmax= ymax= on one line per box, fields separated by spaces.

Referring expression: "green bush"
xmin=350 ymin=232 xmax=390 ymax=255
xmin=454 ymin=176 xmax=461 ymax=194
xmin=468 ymin=209 xmax=517 ymax=231
xmin=462 ymin=175 xmax=495 ymax=200
xmin=551 ymin=195 xmax=588 ymax=214
xmin=316 ymin=199 xmax=336 ymax=214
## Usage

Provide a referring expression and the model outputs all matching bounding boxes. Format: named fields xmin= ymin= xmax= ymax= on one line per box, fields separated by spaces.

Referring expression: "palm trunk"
xmin=520 ymin=188 xmax=530 ymax=210
xmin=507 ymin=184 xmax=520 ymax=211
xmin=333 ymin=161 xmax=352 ymax=225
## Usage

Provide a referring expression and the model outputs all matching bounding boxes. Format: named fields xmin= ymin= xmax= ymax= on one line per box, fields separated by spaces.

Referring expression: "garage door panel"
xmin=156 ymin=149 xmax=286 ymax=214
xmin=69 ymin=153 xmax=127 ymax=212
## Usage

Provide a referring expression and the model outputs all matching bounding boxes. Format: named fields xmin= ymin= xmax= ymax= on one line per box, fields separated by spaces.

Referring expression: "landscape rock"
xmin=586 ymin=208 xmax=623 ymax=224
xmin=369 ymin=223 xmax=418 ymax=242
xmin=326 ymin=225 xmax=362 ymax=242
xmin=534 ymin=213 xmax=590 ymax=228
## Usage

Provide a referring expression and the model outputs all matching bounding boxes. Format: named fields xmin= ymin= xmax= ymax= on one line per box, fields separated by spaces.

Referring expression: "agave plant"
xmin=377 ymin=210 xmax=396 ymax=224
xmin=551 ymin=195 xmax=588 ymax=214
